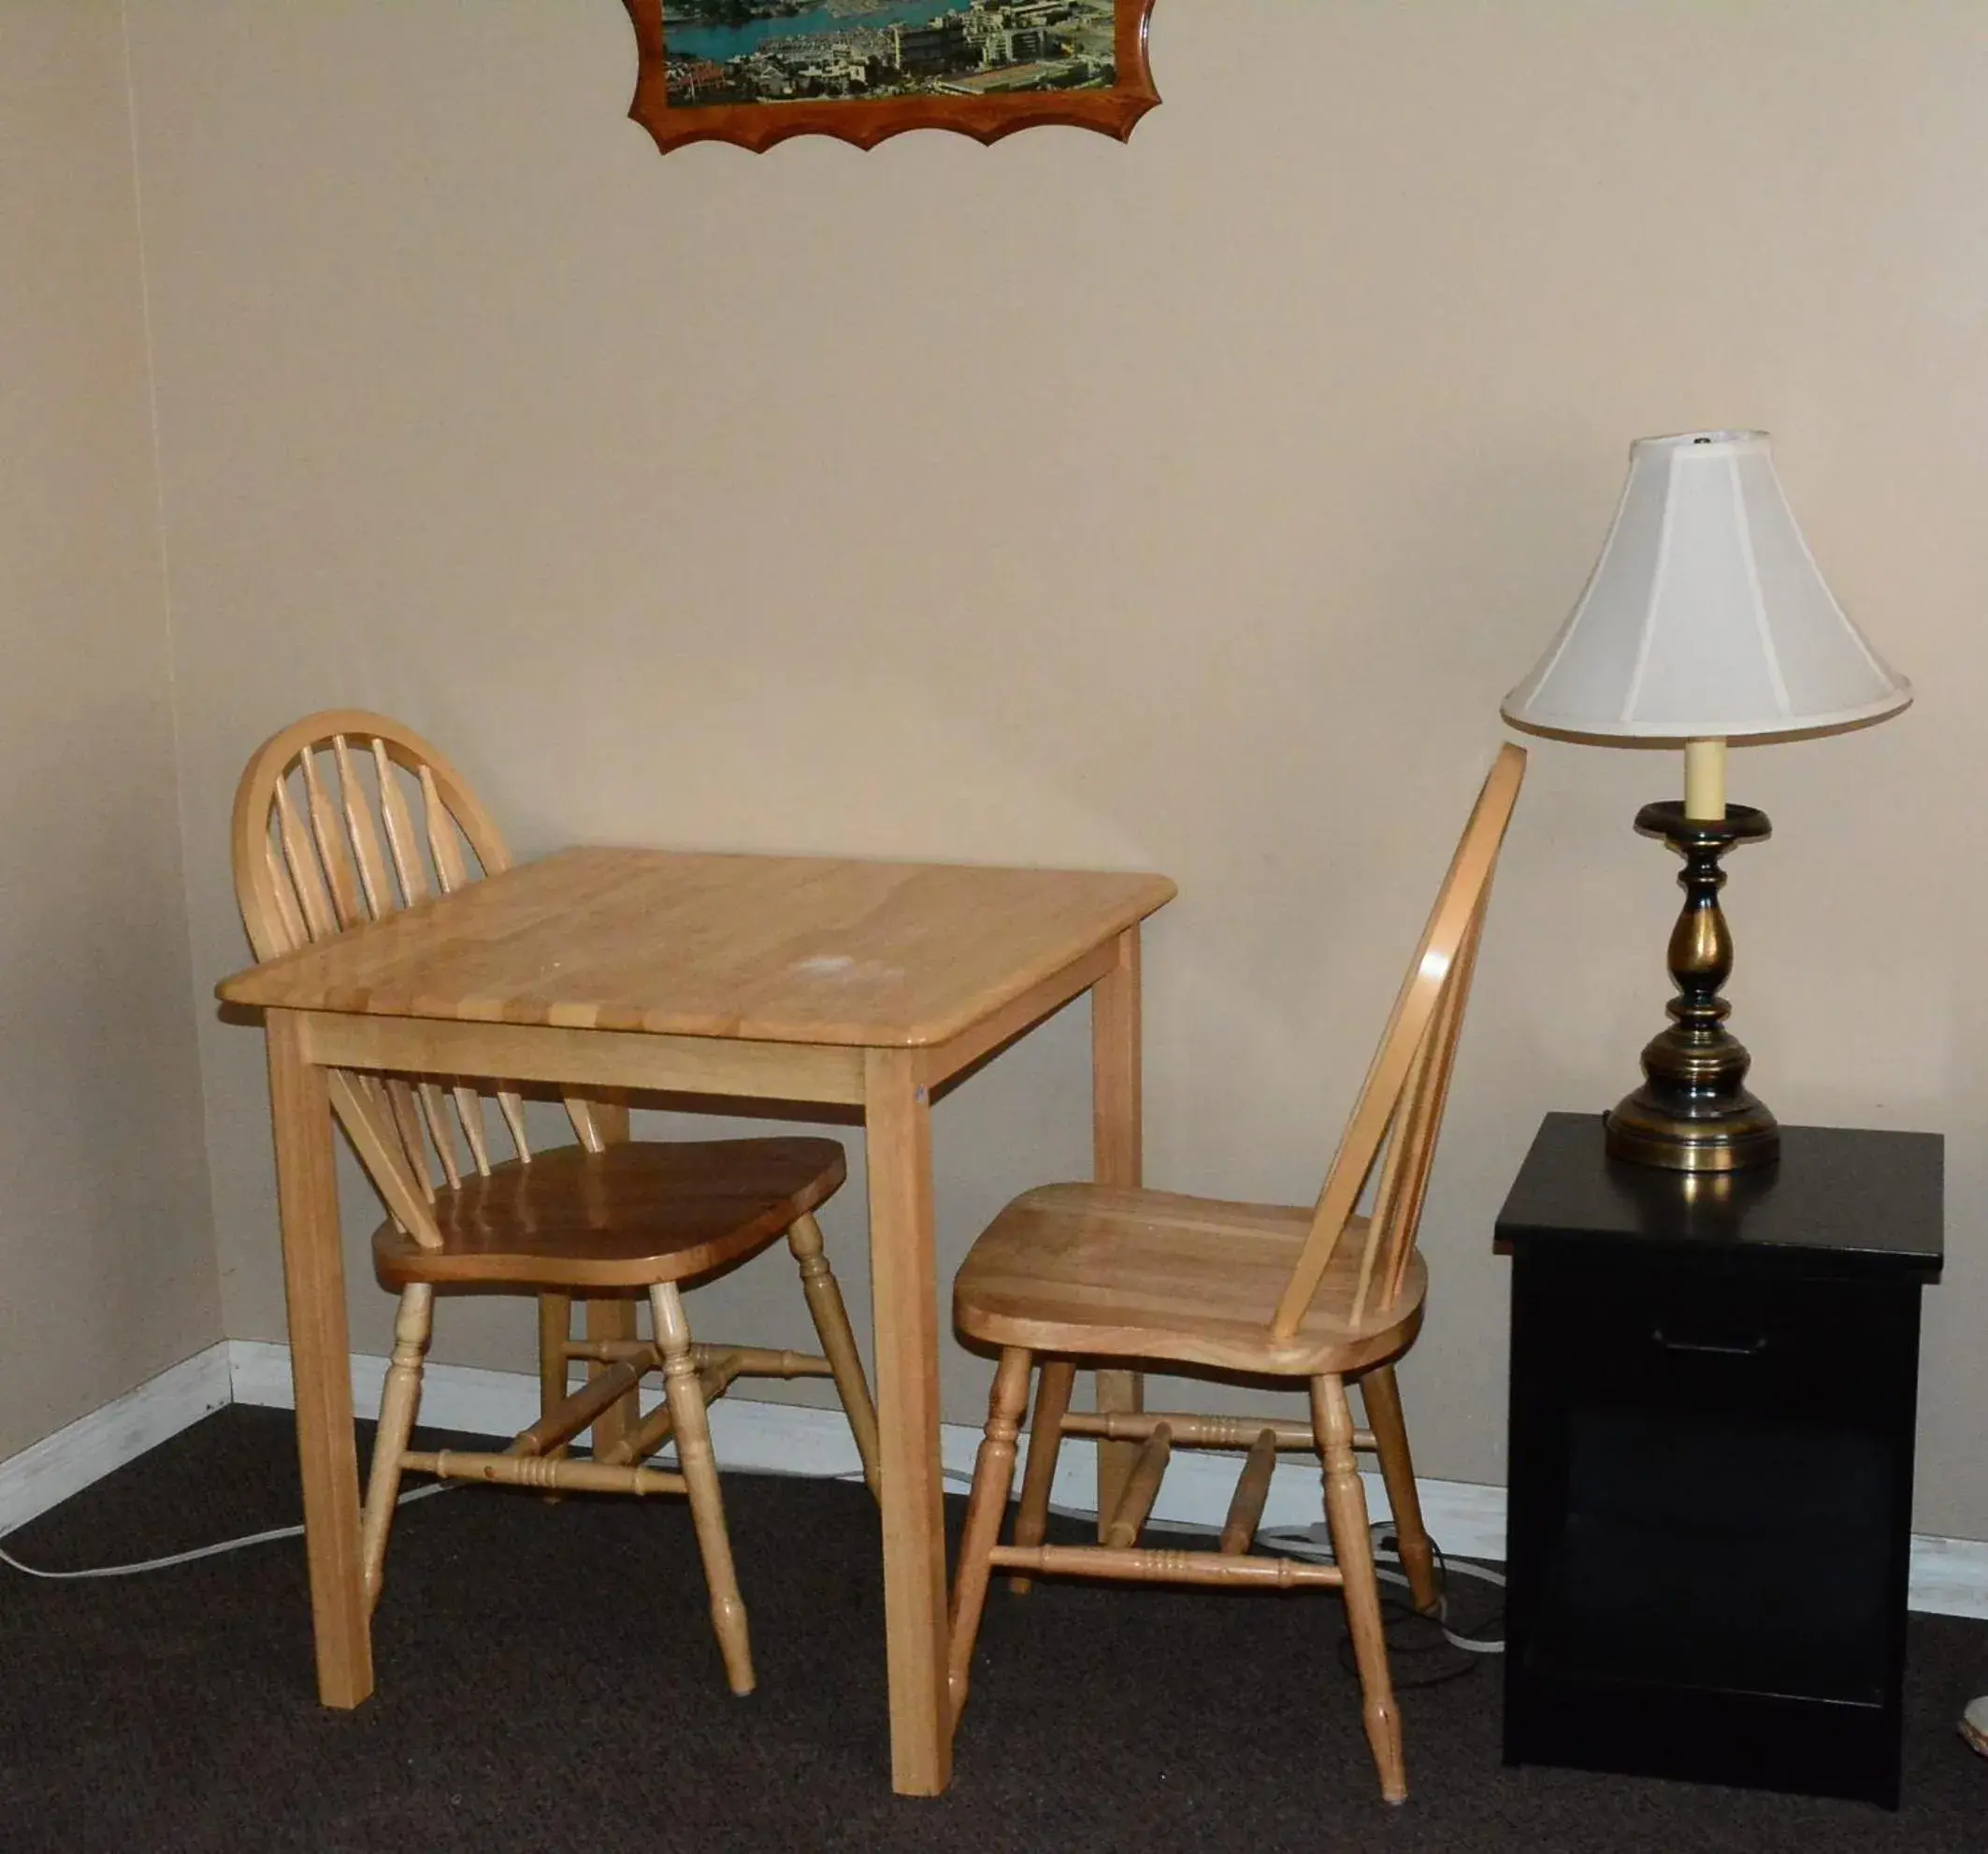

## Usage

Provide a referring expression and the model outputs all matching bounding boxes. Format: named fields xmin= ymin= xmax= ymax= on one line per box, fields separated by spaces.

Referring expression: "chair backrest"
xmin=1270 ymin=744 xmax=1526 ymax=1339
xmin=231 ymin=710 xmax=606 ymax=1246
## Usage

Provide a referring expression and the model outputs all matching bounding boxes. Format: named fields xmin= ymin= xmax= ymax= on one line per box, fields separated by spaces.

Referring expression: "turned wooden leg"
xmin=585 ymin=1297 xmax=642 ymax=1456
xmin=1314 ymin=1373 xmax=1405 ymax=1804
xmin=360 ymin=1284 xmax=432 ymax=1612
xmin=1008 ymin=1358 xmax=1073 ymax=1594
xmin=536 ymin=1294 xmax=572 ymax=1426
xmin=786 ymin=1213 xmax=880 ymax=1497
xmin=1359 ymin=1363 xmax=1439 ymax=1616
xmin=946 ymin=1348 xmax=1032 ymax=1732
xmin=652 ymin=1282 xmax=754 ymax=1696
xmin=535 ymin=1292 xmax=572 ymax=1500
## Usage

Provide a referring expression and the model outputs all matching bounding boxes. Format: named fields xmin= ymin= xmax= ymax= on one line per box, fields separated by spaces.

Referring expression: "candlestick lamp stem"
xmin=1604 ymin=798 xmax=1779 ymax=1171
xmin=1684 ymin=737 xmax=1726 ymax=821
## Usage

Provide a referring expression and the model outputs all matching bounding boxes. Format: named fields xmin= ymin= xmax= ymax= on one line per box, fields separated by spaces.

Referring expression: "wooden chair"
xmin=231 ymin=710 xmax=881 ymax=1695
xmin=946 ymin=744 xmax=1525 ymax=1803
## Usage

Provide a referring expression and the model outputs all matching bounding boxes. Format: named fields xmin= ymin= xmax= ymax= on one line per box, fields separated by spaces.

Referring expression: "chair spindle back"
xmin=1270 ymin=745 xmax=1525 ymax=1339
xmin=231 ymin=710 xmax=606 ymax=1246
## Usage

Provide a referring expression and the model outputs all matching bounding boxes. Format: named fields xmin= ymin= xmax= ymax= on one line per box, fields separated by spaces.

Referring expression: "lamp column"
xmin=1603 ymin=739 xmax=1779 ymax=1171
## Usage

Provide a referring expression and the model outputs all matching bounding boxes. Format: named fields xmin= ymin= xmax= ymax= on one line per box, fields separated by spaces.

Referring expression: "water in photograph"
xmin=666 ymin=3 xmax=947 ymax=64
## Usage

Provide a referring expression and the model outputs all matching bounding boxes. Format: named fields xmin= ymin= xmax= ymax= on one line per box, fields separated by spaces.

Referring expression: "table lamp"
xmin=1500 ymin=429 xmax=1911 ymax=1172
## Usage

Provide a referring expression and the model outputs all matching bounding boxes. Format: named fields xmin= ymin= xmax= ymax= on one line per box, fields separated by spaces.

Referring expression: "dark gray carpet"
xmin=1 ymin=1406 xmax=1982 ymax=1852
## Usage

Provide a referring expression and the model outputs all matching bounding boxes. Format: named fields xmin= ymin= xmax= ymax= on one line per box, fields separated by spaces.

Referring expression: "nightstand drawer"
xmin=1517 ymin=1252 xmax=1918 ymax=1424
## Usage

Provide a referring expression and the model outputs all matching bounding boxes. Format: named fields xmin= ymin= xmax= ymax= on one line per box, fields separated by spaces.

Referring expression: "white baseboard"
xmin=0 ymin=1344 xmax=233 ymax=1540
xmin=225 ymin=1341 xmax=1988 ymax=1619
xmin=225 ymin=1338 xmax=1502 ymax=1552
xmin=1905 ymin=1533 xmax=1988 ymax=1622
xmin=9 ymin=1340 xmax=1987 ymax=1622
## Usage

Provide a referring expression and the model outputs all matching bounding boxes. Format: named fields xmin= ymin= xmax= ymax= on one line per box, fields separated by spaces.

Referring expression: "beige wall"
xmin=0 ymin=2 xmax=221 ymax=1461
xmin=122 ymin=4 xmax=1986 ymax=1531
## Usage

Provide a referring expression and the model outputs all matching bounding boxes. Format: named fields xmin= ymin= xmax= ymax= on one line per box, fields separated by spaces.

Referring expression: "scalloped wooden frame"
xmin=623 ymin=0 xmax=1158 ymax=154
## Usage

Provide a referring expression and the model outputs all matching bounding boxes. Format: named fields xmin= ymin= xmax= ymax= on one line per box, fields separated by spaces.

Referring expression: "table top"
xmin=1495 ymin=1112 xmax=1943 ymax=1280
xmin=217 ymin=845 xmax=1175 ymax=1049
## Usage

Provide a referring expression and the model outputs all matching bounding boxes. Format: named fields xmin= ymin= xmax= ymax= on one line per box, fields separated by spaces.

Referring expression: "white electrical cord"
xmin=0 ymin=1452 xmax=887 ymax=1584
xmin=0 ymin=1452 xmax=1505 ymax=1660
xmin=0 ymin=1483 xmax=454 ymax=1581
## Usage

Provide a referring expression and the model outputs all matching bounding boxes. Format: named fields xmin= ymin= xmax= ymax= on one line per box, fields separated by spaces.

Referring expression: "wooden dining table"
xmin=218 ymin=843 xmax=1174 ymax=1795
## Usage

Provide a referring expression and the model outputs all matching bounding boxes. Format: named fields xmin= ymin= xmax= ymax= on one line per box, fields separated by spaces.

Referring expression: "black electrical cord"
xmin=1332 ymin=1530 xmax=1504 ymax=1692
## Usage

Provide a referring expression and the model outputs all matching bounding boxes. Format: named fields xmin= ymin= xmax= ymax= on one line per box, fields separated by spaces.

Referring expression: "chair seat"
xmin=953 ymin=1182 xmax=1425 ymax=1377
xmin=374 ymin=1137 xmax=846 ymax=1289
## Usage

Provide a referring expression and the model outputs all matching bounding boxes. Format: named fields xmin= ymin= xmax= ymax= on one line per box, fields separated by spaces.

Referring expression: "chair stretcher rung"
xmin=698 ymin=1344 xmax=835 ymax=1379
xmin=1102 ymin=1425 xmax=1171 ymax=1547
xmin=595 ymin=1358 xmax=739 ymax=1467
xmin=511 ymin=1359 xmax=643 ymax=1457
xmin=1220 ymin=1428 xmax=1280 ymax=1555
xmin=987 ymin=1544 xmax=1341 ymax=1589
xmin=403 ymin=1450 xmax=684 ymax=1497
xmin=563 ymin=1338 xmax=833 ymax=1379
xmin=1059 ymin=1411 xmax=1376 ymax=1452
xmin=563 ymin=1338 xmax=662 ymax=1366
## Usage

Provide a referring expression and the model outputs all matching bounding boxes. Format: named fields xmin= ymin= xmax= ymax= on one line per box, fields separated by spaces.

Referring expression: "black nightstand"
xmin=1495 ymin=1113 xmax=1943 ymax=1807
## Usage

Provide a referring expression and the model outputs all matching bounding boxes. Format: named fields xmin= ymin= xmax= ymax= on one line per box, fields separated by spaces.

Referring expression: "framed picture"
xmin=621 ymin=0 xmax=1159 ymax=154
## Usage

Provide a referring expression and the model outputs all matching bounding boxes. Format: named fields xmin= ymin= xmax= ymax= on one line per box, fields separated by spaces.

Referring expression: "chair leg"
xmin=946 ymin=1347 xmax=1032 ymax=1732
xmin=1007 ymin=1358 xmax=1073 ymax=1594
xmin=1359 ymin=1362 xmax=1439 ymax=1616
xmin=1313 ymin=1373 xmax=1406 ymax=1805
xmin=651 ymin=1281 xmax=755 ymax=1696
xmin=785 ymin=1213 xmax=880 ymax=1497
xmin=360 ymin=1284 xmax=432 ymax=1612
xmin=536 ymin=1293 xmax=573 ymax=1503
xmin=536 ymin=1293 xmax=572 ymax=1428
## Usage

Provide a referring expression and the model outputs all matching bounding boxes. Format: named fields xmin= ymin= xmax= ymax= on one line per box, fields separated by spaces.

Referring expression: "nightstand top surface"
xmin=1495 ymin=1113 xmax=1943 ymax=1280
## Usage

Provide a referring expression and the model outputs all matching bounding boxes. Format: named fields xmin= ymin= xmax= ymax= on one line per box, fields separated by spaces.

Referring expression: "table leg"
xmin=864 ymin=1047 xmax=951 ymax=1796
xmin=1091 ymin=927 xmax=1146 ymax=1536
xmin=267 ymin=1011 xmax=372 ymax=1707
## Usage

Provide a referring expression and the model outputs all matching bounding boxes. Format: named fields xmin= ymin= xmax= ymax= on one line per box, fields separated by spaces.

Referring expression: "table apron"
xmin=913 ymin=941 xmax=1116 ymax=1091
xmin=299 ymin=1012 xmax=867 ymax=1104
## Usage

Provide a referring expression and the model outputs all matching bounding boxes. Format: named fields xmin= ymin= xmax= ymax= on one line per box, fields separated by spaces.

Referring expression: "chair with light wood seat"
xmin=946 ymin=744 xmax=1525 ymax=1803
xmin=231 ymin=710 xmax=881 ymax=1695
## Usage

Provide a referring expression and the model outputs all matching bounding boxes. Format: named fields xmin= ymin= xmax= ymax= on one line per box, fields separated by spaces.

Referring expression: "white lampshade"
xmin=1501 ymin=430 xmax=1910 ymax=742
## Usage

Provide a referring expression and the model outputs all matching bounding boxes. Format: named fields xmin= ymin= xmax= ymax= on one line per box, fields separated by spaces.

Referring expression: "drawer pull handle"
xmin=1651 ymin=1327 xmax=1768 ymax=1358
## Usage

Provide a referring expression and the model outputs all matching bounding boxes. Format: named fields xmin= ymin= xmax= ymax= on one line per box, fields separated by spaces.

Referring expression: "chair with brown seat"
xmin=232 ymin=710 xmax=880 ymax=1695
xmin=946 ymin=744 xmax=1525 ymax=1803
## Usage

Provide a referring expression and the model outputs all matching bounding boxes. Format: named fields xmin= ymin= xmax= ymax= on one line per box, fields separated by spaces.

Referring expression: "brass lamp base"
xmin=1606 ymin=1089 xmax=1780 ymax=1172
xmin=1603 ymin=800 xmax=1781 ymax=1173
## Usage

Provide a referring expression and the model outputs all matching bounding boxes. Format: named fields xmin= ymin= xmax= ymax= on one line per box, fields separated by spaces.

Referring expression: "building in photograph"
xmin=659 ymin=1 xmax=1118 ymax=108
xmin=891 ymin=18 xmax=973 ymax=79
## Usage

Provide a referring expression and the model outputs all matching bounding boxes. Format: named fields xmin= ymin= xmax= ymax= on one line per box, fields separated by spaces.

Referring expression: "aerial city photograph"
xmin=660 ymin=1 xmax=1119 ymax=108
